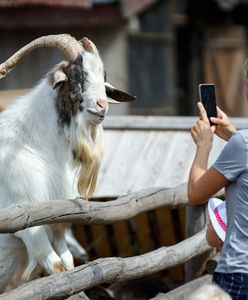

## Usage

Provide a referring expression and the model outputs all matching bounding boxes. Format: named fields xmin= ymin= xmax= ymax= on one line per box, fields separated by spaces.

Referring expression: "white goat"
xmin=0 ymin=34 xmax=136 ymax=291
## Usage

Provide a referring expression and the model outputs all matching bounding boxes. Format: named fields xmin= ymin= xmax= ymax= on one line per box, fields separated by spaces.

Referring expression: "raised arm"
xmin=188 ymin=102 xmax=229 ymax=205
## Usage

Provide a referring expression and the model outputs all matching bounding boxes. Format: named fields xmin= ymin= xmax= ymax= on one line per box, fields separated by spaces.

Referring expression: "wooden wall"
xmin=203 ymin=25 xmax=248 ymax=117
xmin=73 ymin=205 xmax=186 ymax=284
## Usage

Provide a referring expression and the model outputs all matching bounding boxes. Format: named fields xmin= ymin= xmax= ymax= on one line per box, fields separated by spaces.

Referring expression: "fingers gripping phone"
xmin=198 ymin=83 xmax=217 ymax=125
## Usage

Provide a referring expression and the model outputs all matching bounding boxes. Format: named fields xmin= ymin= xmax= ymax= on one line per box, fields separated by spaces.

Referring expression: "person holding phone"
xmin=188 ymin=76 xmax=248 ymax=299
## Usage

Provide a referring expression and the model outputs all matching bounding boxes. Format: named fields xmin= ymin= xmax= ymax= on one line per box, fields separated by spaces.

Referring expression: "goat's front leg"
xmin=52 ymin=225 xmax=74 ymax=271
xmin=15 ymin=226 xmax=65 ymax=276
xmin=0 ymin=234 xmax=25 ymax=292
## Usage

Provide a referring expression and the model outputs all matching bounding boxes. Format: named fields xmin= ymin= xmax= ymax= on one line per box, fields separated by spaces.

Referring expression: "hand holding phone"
xmin=198 ymin=83 xmax=217 ymax=125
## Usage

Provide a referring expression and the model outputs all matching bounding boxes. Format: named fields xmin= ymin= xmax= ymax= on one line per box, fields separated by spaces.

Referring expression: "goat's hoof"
xmin=53 ymin=261 xmax=65 ymax=273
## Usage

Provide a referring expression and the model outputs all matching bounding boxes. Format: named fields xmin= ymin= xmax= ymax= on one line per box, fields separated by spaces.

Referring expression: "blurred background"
xmin=1 ymin=0 xmax=248 ymax=117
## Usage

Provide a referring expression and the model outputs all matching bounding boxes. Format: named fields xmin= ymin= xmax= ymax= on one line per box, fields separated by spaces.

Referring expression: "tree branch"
xmin=0 ymin=229 xmax=210 ymax=300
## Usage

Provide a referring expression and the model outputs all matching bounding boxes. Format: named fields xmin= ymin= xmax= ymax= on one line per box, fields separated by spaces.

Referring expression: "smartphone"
xmin=198 ymin=83 xmax=217 ymax=125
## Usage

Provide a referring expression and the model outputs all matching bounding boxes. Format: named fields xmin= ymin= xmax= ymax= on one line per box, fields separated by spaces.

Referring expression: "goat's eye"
xmin=104 ymin=71 xmax=107 ymax=82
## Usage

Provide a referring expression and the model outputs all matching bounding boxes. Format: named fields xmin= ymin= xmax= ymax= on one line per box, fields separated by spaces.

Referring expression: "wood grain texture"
xmin=0 ymin=230 xmax=210 ymax=300
xmin=0 ymin=183 xmax=225 ymax=233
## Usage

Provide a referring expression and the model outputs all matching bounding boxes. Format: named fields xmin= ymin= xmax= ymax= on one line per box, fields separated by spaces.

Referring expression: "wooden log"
xmin=151 ymin=274 xmax=212 ymax=300
xmin=0 ymin=229 xmax=210 ymax=300
xmin=0 ymin=184 xmax=188 ymax=233
xmin=0 ymin=184 xmax=225 ymax=233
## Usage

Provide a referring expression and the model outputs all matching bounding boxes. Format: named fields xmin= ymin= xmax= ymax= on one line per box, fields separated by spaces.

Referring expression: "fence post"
xmin=185 ymin=204 xmax=212 ymax=281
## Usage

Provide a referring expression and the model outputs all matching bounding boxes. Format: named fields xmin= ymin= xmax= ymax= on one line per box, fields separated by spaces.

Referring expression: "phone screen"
xmin=199 ymin=84 xmax=217 ymax=124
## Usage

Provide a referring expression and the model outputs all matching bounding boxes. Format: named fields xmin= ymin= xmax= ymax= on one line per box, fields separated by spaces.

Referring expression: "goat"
xmin=2 ymin=228 xmax=88 ymax=292
xmin=0 ymin=34 xmax=136 ymax=292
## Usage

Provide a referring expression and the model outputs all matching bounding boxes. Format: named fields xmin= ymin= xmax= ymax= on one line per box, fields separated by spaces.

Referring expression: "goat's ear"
xmin=52 ymin=70 xmax=67 ymax=89
xmin=105 ymin=82 xmax=137 ymax=104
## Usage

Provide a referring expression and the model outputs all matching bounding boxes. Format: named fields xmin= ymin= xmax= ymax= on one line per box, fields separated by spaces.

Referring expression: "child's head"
xmin=206 ymin=198 xmax=227 ymax=251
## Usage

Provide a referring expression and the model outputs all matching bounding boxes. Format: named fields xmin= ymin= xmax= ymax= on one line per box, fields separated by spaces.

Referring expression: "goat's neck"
xmin=2 ymin=79 xmax=69 ymax=161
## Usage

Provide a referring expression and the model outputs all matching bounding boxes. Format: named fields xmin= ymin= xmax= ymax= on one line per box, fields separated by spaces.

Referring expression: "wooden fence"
xmin=0 ymin=183 xmax=225 ymax=300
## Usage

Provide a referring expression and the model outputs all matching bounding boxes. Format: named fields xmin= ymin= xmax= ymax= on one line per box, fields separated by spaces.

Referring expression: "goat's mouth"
xmin=86 ymin=109 xmax=105 ymax=124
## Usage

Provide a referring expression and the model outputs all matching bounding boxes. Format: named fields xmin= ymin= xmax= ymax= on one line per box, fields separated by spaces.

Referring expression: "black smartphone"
xmin=198 ymin=83 xmax=217 ymax=125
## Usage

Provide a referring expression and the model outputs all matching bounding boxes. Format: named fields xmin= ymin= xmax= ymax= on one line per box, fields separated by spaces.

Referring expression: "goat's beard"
xmin=69 ymin=117 xmax=104 ymax=199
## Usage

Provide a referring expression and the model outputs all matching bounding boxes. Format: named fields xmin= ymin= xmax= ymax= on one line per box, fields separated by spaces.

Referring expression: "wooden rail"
xmin=0 ymin=183 xmax=224 ymax=233
xmin=0 ymin=183 xmax=223 ymax=299
xmin=0 ymin=230 xmax=210 ymax=300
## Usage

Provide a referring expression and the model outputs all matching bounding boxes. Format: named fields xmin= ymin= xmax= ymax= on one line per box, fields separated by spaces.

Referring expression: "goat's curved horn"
xmin=79 ymin=37 xmax=98 ymax=53
xmin=0 ymin=34 xmax=83 ymax=79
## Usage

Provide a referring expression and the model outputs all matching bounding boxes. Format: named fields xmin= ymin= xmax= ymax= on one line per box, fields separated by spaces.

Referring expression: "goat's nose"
xmin=97 ymin=99 xmax=108 ymax=111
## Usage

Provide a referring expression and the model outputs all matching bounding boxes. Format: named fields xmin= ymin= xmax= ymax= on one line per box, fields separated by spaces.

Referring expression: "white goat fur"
xmin=0 ymin=41 xmax=117 ymax=291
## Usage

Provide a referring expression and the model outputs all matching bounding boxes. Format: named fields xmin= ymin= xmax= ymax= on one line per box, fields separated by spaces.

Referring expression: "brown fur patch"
xmin=51 ymin=56 xmax=85 ymax=127
xmin=53 ymin=261 xmax=65 ymax=273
